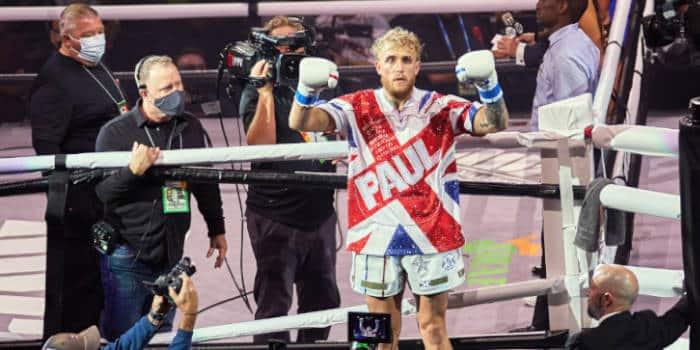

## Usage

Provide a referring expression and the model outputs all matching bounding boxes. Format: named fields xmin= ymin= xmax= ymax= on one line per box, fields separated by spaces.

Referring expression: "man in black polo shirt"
xmin=95 ymin=55 xmax=226 ymax=340
xmin=238 ymin=16 xmax=340 ymax=344
xmin=29 ymin=3 xmax=127 ymax=336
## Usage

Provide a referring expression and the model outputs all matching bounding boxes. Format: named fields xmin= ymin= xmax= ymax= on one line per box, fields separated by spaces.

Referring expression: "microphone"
xmin=501 ymin=12 xmax=524 ymax=37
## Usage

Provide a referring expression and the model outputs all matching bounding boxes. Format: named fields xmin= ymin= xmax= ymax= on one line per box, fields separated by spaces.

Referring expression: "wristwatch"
xmin=149 ymin=310 xmax=167 ymax=325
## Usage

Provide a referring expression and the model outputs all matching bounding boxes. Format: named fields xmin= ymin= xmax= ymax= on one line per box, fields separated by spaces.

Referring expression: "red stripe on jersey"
xmin=347 ymin=232 xmax=371 ymax=252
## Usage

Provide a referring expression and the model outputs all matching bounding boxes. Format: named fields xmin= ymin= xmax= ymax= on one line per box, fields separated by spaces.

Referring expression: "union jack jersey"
xmin=318 ymin=88 xmax=482 ymax=256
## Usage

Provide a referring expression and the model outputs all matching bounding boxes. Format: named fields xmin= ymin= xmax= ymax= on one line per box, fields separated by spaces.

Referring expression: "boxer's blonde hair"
xmin=371 ymin=27 xmax=423 ymax=61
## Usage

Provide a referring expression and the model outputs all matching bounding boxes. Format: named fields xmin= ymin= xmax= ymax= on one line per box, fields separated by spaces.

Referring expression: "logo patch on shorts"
xmin=412 ymin=256 xmax=429 ymax=274
xmin=419 ymin=280 xmax=431 ymax=289
xmin=441 ymin=251 xmax=458 ymax=272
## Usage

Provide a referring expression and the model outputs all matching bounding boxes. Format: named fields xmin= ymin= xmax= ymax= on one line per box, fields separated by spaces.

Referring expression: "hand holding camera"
xmin=250 ymin=60 xmax=273 ymax=93
xmin=145 ymin=257 xmax=197 ymax=306
xmin=148 ymin=272 xmax=198 ymax=331
xmin=168 ymin=273 xmax=198 ymax=313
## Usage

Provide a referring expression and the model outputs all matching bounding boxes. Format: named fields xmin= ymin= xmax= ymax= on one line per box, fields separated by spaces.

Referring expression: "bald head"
xmin=593 ymin=264 xmax=639 ymax=306
xmin=587 ymin=264 xmax=639 ymax=320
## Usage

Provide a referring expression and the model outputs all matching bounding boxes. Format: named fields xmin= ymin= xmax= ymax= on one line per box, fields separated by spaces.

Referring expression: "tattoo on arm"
xmin=479 ymin=99 xmax=509 ymax=131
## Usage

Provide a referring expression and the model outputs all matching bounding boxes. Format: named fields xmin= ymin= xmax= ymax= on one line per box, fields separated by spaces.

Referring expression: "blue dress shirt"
xmin=530 ymin=23 xmax=600 ymax=130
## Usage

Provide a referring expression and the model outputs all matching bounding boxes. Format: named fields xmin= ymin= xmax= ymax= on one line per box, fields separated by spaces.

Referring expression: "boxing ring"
xmin=0 ymin=0 xmax=695 ymax=349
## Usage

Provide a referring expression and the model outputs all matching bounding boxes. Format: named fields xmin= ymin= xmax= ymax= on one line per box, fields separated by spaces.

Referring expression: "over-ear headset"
xmin=134 ymin=55 xmax=156 ymax=90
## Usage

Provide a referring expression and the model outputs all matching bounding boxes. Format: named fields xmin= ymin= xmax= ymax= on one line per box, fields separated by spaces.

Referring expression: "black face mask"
xmin=154 ymin=90 xmax=186 ymax=116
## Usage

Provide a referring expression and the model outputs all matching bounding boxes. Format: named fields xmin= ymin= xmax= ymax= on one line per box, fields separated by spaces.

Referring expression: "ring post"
xmin=679 ymin=96 xmax=700 ymax=348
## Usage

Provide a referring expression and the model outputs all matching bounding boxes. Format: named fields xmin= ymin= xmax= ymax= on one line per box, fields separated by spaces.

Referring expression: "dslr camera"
xmin=221 ymin=18 xmax=315 ymax=88
xmin=145 ymin=257 xmax=196 ymax=305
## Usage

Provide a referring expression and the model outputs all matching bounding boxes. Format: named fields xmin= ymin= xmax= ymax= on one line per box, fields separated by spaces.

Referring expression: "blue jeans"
xmin=99 ymin=245 xmax=174 ymax=341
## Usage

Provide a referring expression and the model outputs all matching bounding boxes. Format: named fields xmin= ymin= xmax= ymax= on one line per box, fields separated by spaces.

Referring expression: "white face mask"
xmin=70 ymin=33 xmax=106 ymax=63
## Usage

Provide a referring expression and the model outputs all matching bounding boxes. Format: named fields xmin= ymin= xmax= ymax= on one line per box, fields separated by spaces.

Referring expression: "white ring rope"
xmin=625 ymin=266 xmax=684 ymax=298
xmin=592 ymin=125 xmax=679 ymax=158
xmin=0 ymin=125 xmax=677 ymax=174
xmin=146 ymin=268 xmax=681 ymax=343
xmin=148 ymin=279 xmax=564 ymax=344
xmin=0 ymin=141 xmax=349 ymax=174
xmin=0 ymin=132 xmax=572 ymax=174
xmin=0 ymin=1 xmax=536 ymax=21
xmin=599 ymin=184 xmax=681 ymax=220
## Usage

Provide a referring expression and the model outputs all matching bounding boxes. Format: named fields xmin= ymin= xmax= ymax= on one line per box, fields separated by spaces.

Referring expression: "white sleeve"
xmin=515 ymin=42 xmax=527 ymax=66
xmin=316 ymin=98 xmax=352 ymax=137
xmin=440 ymin=94 xmax=480 ymax=135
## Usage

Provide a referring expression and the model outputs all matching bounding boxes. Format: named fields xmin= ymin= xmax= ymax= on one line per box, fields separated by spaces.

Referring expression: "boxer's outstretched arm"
xmin=289 ymin=103 xmax=335 ymax=132
xmin=473 ymin=98 xmax=509 ymax=135
xmin=289 ymin=57 xmax=339 ymax=132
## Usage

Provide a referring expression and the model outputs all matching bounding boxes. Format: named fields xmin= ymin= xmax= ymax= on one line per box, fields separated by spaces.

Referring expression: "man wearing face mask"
xmin=238 ymin=16 xmax=340 ymax=344
xmin=29 ymin=3 xmax=127 ymax=336
xmin=94 ymin=55 xmax=227 ymax=340
xmin=566 ymin=264 xmax=690 ymax=350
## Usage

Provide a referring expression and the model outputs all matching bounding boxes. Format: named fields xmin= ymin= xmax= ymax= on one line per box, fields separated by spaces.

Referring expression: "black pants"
xmin=44 ymin=183 xmax=103 ymax=337
xmin=246 ymin=209 xmax=341 ymax=344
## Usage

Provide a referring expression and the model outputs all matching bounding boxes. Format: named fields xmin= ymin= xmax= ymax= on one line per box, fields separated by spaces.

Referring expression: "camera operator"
xmin=41 ymin=273 xmax=199 ymax=350
xmin=95 ymin=55 xmax=226 ymax=341
xmin=238 ymin=16 xmax=340 ymax=344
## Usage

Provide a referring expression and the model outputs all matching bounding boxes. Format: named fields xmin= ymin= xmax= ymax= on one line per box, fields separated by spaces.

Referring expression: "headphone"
xmin=134 ymin=55 xmax=156 ymax=90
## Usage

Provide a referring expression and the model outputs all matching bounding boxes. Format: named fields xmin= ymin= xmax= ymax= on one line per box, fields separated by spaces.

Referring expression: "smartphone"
xmin=347 ymin=312 xmax=392 ymax=344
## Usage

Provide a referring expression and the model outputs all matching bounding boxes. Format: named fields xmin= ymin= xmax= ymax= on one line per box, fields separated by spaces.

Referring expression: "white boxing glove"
xmin=295 ymin=57 xmax=339 ymax=106
xmin=455 ymin=50 xmax=502 ymax=104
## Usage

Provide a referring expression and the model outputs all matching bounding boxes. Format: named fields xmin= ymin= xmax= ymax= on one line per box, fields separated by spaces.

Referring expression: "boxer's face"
xmin=376 ymin=46 xmax=420 ymax=101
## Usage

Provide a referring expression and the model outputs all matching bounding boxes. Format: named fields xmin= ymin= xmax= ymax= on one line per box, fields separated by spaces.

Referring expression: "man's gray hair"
xmin=136 ymin=55 xmax=174 ymax=89
xmin=59 ymin=3 xmax=99 ymax=36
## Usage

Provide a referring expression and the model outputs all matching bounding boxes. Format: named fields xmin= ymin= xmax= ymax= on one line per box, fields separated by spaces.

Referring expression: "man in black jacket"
xmin=566 ymin=264 xmax=689 ymax=350
xmin=29 ymin=3 xmax=127 ymax=336
xmin=95 ymin=55 xmax=226 ymax=341
xmin=239 ymin=16 xmax=340 ymax=344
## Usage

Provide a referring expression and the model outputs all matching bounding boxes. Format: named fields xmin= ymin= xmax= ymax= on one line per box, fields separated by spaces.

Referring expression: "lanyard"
xmin=82 ymin=62 xmax=127 ymax=112
xmin=434 ymin=14 xmax=472 ymax=60
xmin=144 ymin=119 xmax=180 ymax=150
